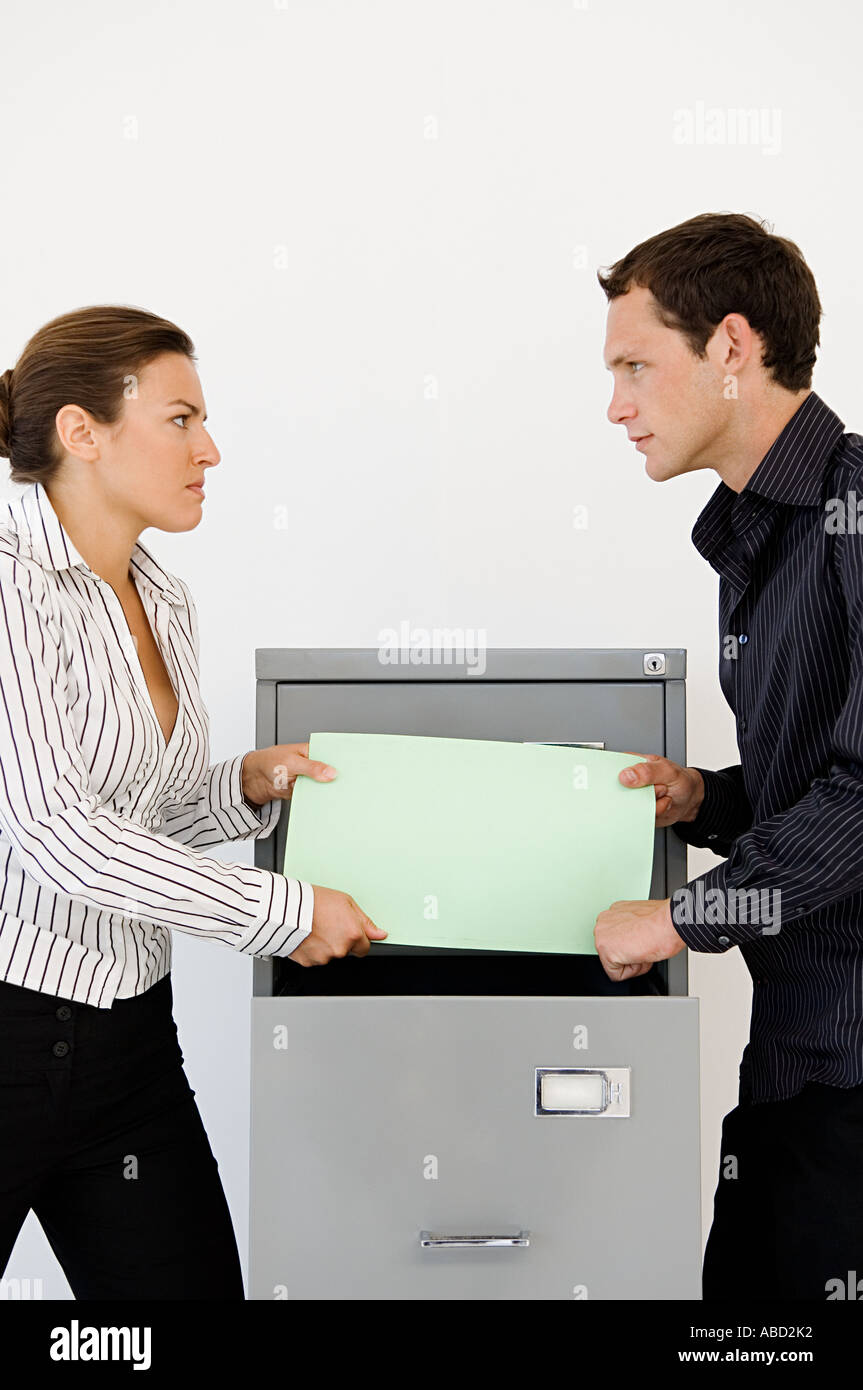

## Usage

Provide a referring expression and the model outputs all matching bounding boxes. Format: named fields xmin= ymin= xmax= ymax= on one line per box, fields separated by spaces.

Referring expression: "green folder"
xmin=282 ymin=732 xmax=655 ymax=955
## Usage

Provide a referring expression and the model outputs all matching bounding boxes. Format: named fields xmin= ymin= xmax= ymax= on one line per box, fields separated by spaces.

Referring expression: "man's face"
xmin=603 ymin=284 xmax=730 ymax=481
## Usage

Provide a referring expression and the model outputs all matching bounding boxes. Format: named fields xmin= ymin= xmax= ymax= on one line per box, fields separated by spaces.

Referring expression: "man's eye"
xmin=172 ymin=415 xmax=190 ymax=428
xmin=629 ymin=362 xmax=645 ymax=373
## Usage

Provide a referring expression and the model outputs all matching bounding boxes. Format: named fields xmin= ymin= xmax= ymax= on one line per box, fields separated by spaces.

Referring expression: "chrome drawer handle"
xmin=419 ymin=1230 xmax=530 ymax=1249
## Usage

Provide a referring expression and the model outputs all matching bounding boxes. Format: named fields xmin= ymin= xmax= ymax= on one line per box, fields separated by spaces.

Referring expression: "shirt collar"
xmin=738 ymin=389 xmax=846 ymax=507
xmin=5 ymin=481 xmax=185 ymax=605
xmin=691 ymin=390 xmax=846 ymax=567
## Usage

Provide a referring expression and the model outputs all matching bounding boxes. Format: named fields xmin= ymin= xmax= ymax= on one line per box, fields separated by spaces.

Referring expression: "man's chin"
xmin=645 ymin=453 xmax=683 ymax=482
xmin=644 ymin=456 xmax=668 ymax=480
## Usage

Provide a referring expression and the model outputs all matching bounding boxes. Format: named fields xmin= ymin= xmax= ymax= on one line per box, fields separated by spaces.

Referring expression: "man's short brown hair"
xmin=597 ymin=212 xmax=821 ymax=392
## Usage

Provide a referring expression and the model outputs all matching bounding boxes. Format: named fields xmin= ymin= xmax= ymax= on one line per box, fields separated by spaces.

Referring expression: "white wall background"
xmin=1 ymin=0 xmax=860 ymax=1297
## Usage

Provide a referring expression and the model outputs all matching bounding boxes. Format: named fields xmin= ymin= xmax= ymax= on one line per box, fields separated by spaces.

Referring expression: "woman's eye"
xmin=172 ymin=415 xmax=189 ymax=428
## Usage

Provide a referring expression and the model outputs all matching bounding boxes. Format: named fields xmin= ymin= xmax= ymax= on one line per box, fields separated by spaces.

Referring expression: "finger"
xmin=608 ymin=959 xmax=649 ymax=981
xmin=344 ymin=895 xmax=387 ymax=939
xmin=599 ymin=958 xmax=624 ymax=982
xmin=309 ymin=760 xmax=337 ymax=781
xmin=620 ymin=757 xmax=667 ymax=785
xmin=288 ymin=754 xmax=337 ymax=781
xmin=361 ymin=916 xmax=388 ymax=939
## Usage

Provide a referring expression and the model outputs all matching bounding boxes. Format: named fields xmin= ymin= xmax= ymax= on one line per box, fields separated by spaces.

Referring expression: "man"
xmin=592 ymin=212 xmax=863 ymax=1301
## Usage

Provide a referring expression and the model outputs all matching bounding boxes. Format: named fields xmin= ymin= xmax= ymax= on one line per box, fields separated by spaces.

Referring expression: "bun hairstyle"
xmin=0 ymin=368 xmax=13 ymax=461
xmin=0 ymin=305 xmax=196 ymax=485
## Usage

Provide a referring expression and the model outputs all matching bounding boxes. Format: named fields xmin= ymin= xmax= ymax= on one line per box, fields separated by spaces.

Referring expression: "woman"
xmin=0 ymin=305 xmax=385 ymax=1299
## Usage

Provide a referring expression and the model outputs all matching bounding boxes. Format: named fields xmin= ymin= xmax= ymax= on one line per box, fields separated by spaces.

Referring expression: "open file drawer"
xmin=248 ymin=649 xmax=700 ymax=1300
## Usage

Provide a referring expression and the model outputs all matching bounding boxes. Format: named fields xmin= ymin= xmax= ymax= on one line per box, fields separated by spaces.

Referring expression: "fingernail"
xmin=622 ymin=770 xmax=636 ymax=783
xmin=322 ymin=768 xmax=337 ymax=779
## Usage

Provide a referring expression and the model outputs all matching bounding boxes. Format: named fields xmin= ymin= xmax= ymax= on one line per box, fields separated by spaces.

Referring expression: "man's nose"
xmin=607 ymin=386 xmax=635 ymax=427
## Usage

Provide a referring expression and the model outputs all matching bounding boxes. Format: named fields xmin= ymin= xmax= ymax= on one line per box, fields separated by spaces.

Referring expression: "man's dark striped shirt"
xmin=671 ymin=389 xmax=863 ymax=1104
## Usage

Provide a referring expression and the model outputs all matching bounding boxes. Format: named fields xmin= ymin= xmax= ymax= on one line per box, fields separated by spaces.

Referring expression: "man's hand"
xmin=594 ymin=897 xmax=686 ymax=982
xmin=618 ymin=752 xmax=705 ymax=827
xmin=241 ymin=742 xmax=336 ymax=807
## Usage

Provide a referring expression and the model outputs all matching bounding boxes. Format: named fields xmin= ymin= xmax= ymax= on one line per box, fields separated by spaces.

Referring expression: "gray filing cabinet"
xmin=249 ymin=649 xmax=700 ymax=1300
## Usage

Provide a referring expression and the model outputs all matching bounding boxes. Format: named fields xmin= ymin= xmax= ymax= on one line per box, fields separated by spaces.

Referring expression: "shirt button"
xmin=52 ymin=1040 xmax=71 ymax=1058
xmin=55 ymin=1004 xmax=72 ymax=1021
xmin=707 ymin=833 xmax=718 ymax=841
xmin=717 ymin=935 xmax=731 ymax=947
xmin=739 ymin=719 xmax=747 ymax=733
xmin=738 ymin=634 xmax=748 ymax=644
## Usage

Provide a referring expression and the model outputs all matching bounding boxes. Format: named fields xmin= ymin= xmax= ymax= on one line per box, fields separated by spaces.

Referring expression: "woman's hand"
xmin=240 ymin=744 xmax=389 ymax=964
xmin=240 ymin=742 xmax=337 ymax=807
xmin=290 ymin=885 xmax=388 ymax=966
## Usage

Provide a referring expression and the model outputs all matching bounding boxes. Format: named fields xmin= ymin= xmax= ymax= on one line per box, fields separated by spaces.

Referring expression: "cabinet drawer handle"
xmin=419 ymin=1230 xmax=530 ymax=1249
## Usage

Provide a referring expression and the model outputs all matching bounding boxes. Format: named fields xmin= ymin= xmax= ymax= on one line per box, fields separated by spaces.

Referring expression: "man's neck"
xmin=716 ymin=387 xmax=812 ymax=494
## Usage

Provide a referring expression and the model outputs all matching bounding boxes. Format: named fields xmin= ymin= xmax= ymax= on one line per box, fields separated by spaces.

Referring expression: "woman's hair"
xmin=0 ymin=305 xmax=197 ymax=486
xmin=597 ymin=212 xmax=821 ymax=392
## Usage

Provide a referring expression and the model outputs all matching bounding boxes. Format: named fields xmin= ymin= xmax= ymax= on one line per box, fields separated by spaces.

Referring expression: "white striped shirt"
xmin=0 ymin=481 xmax=313 ymax=1008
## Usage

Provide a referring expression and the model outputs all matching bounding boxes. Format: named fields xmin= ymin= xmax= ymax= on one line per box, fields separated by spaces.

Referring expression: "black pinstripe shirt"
xmin=671 ymin=389 xmax=863 ymax=1104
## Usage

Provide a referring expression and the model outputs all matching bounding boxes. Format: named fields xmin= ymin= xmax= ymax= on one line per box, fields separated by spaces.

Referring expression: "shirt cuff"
xmin=221 ymin=752 xmax=283 ymax=839
xmin=671 ymin=766 xmax=749 ymax=855
xmin=235 ymin=873 xmax=314 ymax=958
xmin=669 ymin=860 xmax=782 ymax=952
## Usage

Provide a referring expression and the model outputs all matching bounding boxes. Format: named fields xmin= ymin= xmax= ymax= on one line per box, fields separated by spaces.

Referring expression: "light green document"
xmin=282 ymin=732 xmax=655 ymax=955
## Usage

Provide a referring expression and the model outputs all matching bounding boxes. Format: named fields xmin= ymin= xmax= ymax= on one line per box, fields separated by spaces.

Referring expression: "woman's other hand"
xmin=240 ymin=742 xmax=336 ymax=806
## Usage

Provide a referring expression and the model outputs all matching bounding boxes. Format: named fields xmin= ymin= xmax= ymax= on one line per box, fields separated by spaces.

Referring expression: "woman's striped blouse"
xmin=0 ymin=481 xmax=313 ymax=1008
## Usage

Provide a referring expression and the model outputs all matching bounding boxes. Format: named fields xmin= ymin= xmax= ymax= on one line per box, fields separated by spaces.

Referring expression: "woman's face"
xmin=58 ymin=351 xmax=221 ymax=535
